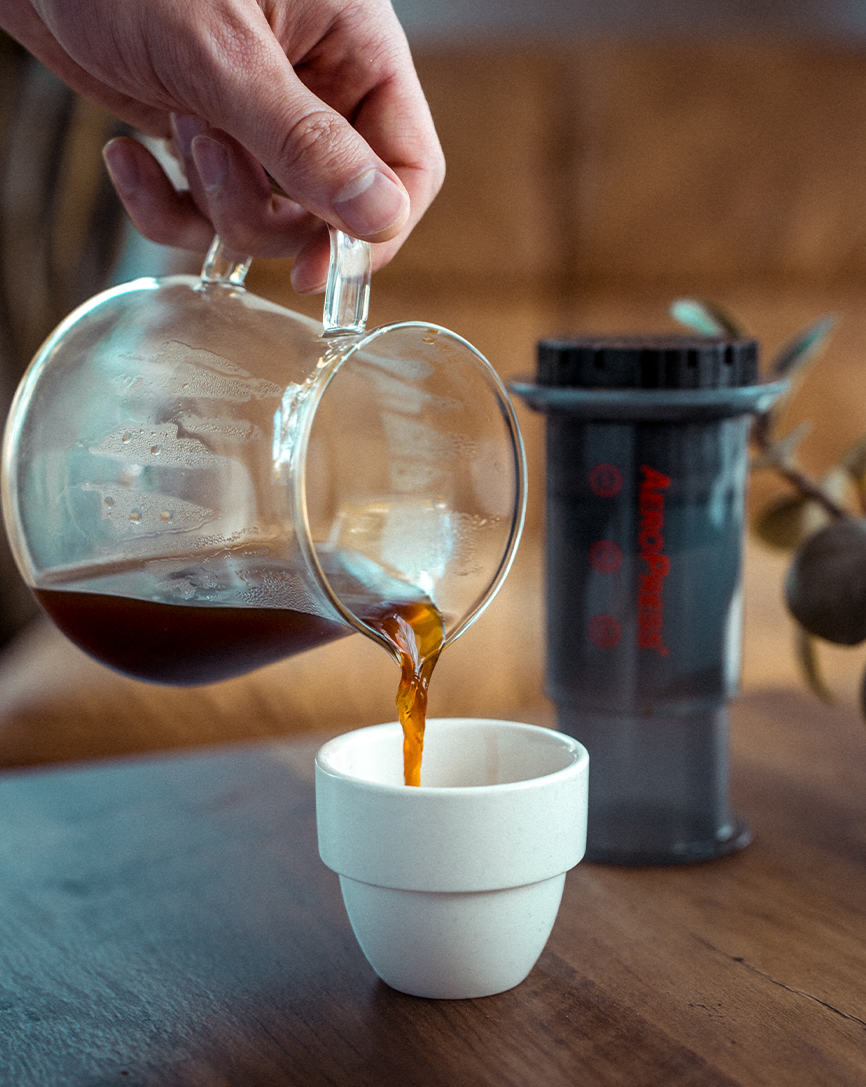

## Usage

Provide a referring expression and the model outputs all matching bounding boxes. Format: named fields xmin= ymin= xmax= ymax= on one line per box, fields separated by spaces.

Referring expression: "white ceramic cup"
xmin=315 ymin=718 xmax=589 ymax=999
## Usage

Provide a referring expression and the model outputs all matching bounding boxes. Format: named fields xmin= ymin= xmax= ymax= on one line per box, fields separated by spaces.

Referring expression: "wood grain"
xmin=0 ymin=689 xmax=864 ymax=1086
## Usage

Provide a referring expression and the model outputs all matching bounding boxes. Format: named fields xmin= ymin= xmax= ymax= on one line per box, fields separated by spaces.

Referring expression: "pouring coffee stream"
xmin=1 ymin=229 xmax=525 ymax=785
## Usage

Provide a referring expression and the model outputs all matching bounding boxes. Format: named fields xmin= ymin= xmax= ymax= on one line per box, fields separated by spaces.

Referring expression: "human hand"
xmin=0 ymin=0 xmax=444 ymax=291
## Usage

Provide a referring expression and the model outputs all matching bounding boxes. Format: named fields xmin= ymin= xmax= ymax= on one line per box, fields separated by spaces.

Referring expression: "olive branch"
xmin=671 ymin=300 xmax=866 ymax=718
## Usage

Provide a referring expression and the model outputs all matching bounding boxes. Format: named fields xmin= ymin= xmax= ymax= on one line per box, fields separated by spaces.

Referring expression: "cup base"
xmin=340 ymin=873 xmax=566 ymax=999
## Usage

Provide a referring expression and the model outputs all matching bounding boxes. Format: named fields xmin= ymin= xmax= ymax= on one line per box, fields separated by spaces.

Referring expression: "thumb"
xmin=324 ymin=163 xmax=411 ymax=242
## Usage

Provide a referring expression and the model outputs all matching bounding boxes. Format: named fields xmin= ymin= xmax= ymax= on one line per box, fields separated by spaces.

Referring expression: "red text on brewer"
xmin=637 ymin=465 xmax=671 ymax=657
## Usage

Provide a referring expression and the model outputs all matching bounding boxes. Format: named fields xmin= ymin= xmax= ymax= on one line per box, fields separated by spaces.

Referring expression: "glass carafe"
xmin=1 ymin=229 xmax=526 ymax=685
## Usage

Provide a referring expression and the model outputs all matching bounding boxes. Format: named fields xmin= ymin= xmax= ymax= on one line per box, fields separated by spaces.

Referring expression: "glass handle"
xmin=200 ymin=236 xmax=252 ymax=287
xmin=323 ymin=226 xmax=371 ymax=335
xmin=198 ymin=229 xmax=370 ymax=333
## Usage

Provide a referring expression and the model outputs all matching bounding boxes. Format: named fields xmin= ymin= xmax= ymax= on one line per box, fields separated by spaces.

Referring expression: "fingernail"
xmin=171 ymin=113 xmax=208 ymax=157
xmin=332 ymin=169 xmax=409 ymax=238
xmin=191 ymin=135 xmax=228 ymax=193
xmin=102 ymin=140 xmax=140 ymax=195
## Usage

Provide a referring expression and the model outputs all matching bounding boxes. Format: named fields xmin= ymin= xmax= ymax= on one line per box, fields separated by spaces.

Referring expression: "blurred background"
xmin=394 ymin=0 xmax=866 ymax=39
xmin=3 ymin=2 xmax=866 ymax=764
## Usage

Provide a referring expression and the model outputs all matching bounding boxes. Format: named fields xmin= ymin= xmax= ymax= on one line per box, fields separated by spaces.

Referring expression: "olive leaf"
xmin=771 ymin=314 xmax=837 ymax=377
xmin=669 ymin=299 xmax=747 ymax=339
xmin=822 ymin=463 xmax=855 ymax=503
xmin=839 ymin=434 xmax=866 ymax=482
xmin=751 ymin=493 xmax=830 ymax=552
xmin=793 ymin=622 xmax=834 ymax=703
xmin=834 ymin=436 xmax=866 ymax=516
xmin=757 ymin=314 xmax=837 ymax=438
xmin=750 ymin=419 xmax=813 ymax=471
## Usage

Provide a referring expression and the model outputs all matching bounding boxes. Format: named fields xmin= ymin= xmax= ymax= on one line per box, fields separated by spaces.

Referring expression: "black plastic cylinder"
xmin=514 ymin=335 xmax=786 ymax=865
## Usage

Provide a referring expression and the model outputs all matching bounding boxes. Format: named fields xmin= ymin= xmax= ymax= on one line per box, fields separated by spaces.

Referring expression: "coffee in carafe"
xmin=2 ymin=230 xmax=526 ymax=785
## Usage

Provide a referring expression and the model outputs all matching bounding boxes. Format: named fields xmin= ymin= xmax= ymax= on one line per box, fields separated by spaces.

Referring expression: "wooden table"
xmin=1 ymin=689 xmax=865 ymax=1087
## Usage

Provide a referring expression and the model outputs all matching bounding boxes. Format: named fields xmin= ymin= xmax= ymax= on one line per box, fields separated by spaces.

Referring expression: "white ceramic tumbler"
xmin=315 ymin=718 xmax=589 ymax=999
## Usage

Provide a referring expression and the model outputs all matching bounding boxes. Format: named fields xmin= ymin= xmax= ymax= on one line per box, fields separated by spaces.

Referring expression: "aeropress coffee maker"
xmin=514 ymin=336 xmax=785 ymax=865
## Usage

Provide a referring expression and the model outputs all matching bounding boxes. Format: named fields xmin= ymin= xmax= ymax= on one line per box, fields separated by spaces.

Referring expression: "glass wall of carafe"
xmin=1 ymin=230 xmax=526 ymax=685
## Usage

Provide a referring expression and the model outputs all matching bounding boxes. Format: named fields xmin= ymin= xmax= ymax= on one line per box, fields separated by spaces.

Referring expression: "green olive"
xmin=785 ymin=518 xmax=866 ymax=645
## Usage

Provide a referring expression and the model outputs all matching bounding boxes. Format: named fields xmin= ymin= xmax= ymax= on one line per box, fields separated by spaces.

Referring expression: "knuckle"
xmin=277 ymin=110 xmax=354 ymax=179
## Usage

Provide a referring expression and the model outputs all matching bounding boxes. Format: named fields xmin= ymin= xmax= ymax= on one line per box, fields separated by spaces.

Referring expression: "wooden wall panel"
xmin=566 ymin=38 xmax=866 ymax=288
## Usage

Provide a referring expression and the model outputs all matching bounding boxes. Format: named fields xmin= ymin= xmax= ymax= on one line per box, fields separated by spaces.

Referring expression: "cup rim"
xmin=315 ymin=718 xmax=588 ymax=796
xmin=315 ymin=717 xmax=589 ymax=891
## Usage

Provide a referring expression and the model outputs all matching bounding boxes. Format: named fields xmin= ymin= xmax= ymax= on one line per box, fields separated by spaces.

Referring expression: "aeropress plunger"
xmin=514 ymin=336 xmax=786 ymax=865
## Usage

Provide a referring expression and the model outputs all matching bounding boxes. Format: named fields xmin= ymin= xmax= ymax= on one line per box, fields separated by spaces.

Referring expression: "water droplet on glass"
xmin=150 ymin=445 xmax=161 ymax=456
xmin=121 ymin=432 xmax=131 ymax=443
xmin=160 ymin=510 xmax=173 ymax=523
xmin=129 ymin=509 xmax=142 ymax=523
xmin=104 ymin=497 xmax=114 ymax=509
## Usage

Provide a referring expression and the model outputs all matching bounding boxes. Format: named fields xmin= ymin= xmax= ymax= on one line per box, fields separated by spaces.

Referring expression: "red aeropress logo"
xmin=585 ymin=463 xmax=671 ymax=656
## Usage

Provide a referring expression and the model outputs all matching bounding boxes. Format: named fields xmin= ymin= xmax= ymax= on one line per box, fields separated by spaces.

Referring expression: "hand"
xmin=0 ymin=0 xmax=444 ymax=291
